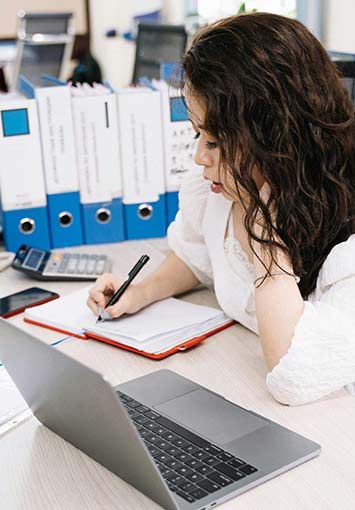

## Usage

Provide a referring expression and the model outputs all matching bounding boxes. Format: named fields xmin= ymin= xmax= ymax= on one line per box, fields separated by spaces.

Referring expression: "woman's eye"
xmin=193 ymin=132 xmax=200 ymax=140
xmin=205 ymin=141 xmax=217 ymax=150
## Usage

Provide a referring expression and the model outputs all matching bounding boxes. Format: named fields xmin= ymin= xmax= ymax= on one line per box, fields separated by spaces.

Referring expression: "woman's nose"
xmin=194 ymin=140 xmax=213 ymax=167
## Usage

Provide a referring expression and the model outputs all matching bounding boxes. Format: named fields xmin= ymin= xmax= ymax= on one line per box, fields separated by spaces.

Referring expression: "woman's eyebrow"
xmin=188 ymin=117 xmax=206 ymax=130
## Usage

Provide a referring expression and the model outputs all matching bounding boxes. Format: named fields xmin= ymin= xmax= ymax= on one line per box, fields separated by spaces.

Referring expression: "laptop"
xmin=0 ymin=318 xmax=321 ymax=510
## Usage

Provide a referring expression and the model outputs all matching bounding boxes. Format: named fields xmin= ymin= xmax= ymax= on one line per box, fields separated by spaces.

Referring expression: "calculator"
xmin=11 ymin=245 xmax=111 ymax=281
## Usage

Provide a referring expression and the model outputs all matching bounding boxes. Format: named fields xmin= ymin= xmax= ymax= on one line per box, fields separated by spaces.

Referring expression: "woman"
xmin=88 ymin=13 xmax=355 ymax=406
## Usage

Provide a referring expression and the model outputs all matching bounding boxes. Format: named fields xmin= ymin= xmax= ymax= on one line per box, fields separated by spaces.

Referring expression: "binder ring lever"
xmin=19 ymin=218 xmax=35 ymax=234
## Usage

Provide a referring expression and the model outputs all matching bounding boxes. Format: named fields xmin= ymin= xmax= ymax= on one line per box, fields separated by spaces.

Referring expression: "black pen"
xmin=97 ymin=254 xmax=150 ymax=322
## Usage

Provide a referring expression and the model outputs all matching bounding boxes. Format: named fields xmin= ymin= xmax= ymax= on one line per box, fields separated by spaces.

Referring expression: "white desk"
xmin=0 ymin=239 xmax=354 ymax=510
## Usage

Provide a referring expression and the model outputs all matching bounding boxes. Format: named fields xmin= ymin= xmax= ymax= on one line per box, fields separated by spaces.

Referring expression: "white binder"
xmin=71 ymin=85 xmax=124 ymax=244
xmin=116 ymin=88 xmax=166 ymax=239
xmin=35 ymin=84 xmax=84 ymax=248
xmin=0 ymin=98 xmax=51 ymax=252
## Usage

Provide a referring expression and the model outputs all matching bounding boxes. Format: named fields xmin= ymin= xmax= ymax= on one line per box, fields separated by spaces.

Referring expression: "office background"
xmin=1 ymin=0 xmax=355 ymax=91
xmin=0 ymin=3 xmax=355 ymax=510
xmin=1 ymin=0 xmax=355 ymax=253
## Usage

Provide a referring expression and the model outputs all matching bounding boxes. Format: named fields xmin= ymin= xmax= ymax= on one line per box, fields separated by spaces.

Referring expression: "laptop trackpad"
xmin=155 ymin=388 xmax=268 ymax=445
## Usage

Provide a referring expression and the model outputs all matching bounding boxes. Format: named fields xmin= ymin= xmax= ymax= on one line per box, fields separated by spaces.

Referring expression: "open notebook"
xmin=24 ymin=288 xmax=234 ymax=359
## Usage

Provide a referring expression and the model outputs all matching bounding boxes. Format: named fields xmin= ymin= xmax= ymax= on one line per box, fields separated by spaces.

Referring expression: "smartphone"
xmin=0 ymin=287 xmax=59 ymax=318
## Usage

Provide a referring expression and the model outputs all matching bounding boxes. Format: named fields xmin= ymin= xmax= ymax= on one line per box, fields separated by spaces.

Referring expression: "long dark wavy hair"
xmin=181 ymin=12 xmax=355 ymax=298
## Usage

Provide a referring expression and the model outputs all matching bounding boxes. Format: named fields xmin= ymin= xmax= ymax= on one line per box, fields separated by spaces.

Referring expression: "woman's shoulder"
xmin=317 ymin=234 xmax=355 ymax=289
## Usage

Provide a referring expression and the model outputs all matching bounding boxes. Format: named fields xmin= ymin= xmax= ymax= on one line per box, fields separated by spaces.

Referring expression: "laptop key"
xmin=179 ymin=481 xmax=197 ymax=492
xmin=192 ymin=450 xmax=210 ymax=461
xmin=176 ymin=490 xmax=195 ymax=503
xmin=215 ymin=462 xmax=246 ymax=481
xmin=126 ymin=400 xmax=141 ymax=409
xmin=167 ymin=482 xmax=178 ymax=492
xmin=181 ymin=444 xmax=199 ymax=455
xmin=186 ymin=472 xmax=204 ymax=483
xmin=166 ymin=474 xmax=186 ymax=486
xmin=165 ymin=445 xmax=180 ymax=456
xmin=136 ymin=405 xmax=149 ymax=413
xmin=146 ymin=434 xmax=161 ymax=444
xmin=144 ymin=421 xmax=158 ymax=430
xmin=189 ymin=488 xmax=209 ymax=500
xmin=128 ymin=408 xmax=139 ymax=417
xmin=133 ymin=415 xmax=150 ymax=425
xmin=204 ymin=456 xmax=221 ymax=466
xmin=177 ymin=453 xmax=194 ymax=464
xmin=139 ymin=428 xmax=151 ymax=438
xmin=197 ymin=478 xmax=221 ymax=494
xmin=155 ymin=440 xmax=171 ymax=450
xmin=204 ymin=445 xmax=223 ymax=456
xmin=239 ymin=464 xmax=258 ymax=476
xmin=144 ymin=411 xmax=160 ymax=420
xmin=185 ymin=459 xmax=204 ymax=469
xmin=207 ymin=472 xmax=233 ymax=487
xmin=155 ymin=453 xmax=173 ymax=464
xmin=120 ymin=394 xmax=132 ymax=402
xmin=170 ymin=437 xmax=189 ymax=448
xmin=155 ymin=416 xmax=210 ymax=448
xmin=161 ymin=431 xmax=179 ymax=442
xmin=175 ymin=466 xmax=194 ymax=477
xmin=216 ymin=452 xmax=234 ymax=462
xmin=147 ymin=445 xmax=161 ymax=456
xmin=159 ymin=466 xmax=174 ymax=478
xmin=165 ymin=459 xmax=184 ymax=470
xmin=150 ymin=424 xmax=169 ymax=435
xmin=229 ymin=458 xmax=246 ymax=469
xmin=195 ymin=464 xmax=214 ymax=476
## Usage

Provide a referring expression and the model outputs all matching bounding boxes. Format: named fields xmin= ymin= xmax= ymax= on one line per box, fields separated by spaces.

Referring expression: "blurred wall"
xmin=89 ymin=0 xmax=186 ymax=88
xmin=324 ymin=0 xmax=355 ymax=53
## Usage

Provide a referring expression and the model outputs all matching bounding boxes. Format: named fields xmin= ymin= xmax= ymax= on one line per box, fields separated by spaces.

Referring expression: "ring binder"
xmin=116 ymin=88 xmax=167 ymax=239
xmin=0 ymin=98 xmax=51 ymax=252
xmin=18 ymin=76 xmax=85 ymax=249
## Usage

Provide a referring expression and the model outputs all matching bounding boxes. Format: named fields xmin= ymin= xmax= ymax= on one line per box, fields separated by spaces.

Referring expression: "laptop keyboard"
xmin=118 ymin=391 xmax=258 ymax=504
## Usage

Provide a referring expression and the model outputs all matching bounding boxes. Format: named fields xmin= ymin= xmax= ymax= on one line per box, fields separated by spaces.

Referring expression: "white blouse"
xmin=167 ymin=171 xmax=355 ymax=406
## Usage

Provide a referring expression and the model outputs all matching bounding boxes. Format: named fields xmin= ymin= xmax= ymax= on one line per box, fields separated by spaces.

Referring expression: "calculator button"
xmin=86 ymin=256 xmax=98 ymax=274
xmin=67 ymin=255 xmax=79 ymax=274
xmin=95 ymin=257 xmax=106 ymax=275
xmin=46 ymin=253 xmax=62 ymax=272
xmin=77 ymin=255 xmax=89 ymax=274
xmin=58 ymin=253 xmax=70 ymax=273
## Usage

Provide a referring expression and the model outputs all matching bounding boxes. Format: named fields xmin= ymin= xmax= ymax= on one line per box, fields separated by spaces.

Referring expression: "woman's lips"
xmin=210 ymin=181 xmax=223 ymax=193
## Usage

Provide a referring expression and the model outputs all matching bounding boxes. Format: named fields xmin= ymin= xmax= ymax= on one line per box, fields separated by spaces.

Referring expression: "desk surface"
xmin=0 ymin=239 xmax=354 ymax=510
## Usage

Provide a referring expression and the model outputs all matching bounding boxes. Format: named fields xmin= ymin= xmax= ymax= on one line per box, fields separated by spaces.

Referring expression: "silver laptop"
xmin=0 ymin=318 xmax=320 ymax=510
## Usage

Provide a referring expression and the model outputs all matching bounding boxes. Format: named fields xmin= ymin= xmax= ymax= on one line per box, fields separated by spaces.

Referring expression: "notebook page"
xmin=90 ymin=314 xmax=231 ymax=354
xmin=25 ymin=287 xmax=95 ymax=336
xmin=87 ymin=298 xmax=224 ymax=342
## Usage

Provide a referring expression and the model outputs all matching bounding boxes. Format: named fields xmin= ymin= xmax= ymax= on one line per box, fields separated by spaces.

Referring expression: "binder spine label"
xmin=36 ymin=87 xmax=79 ymax=194
xmin=117 ymin=91 xmax=165 ymax=205
xmin=0 ymin=100 xmax=47 ymax=211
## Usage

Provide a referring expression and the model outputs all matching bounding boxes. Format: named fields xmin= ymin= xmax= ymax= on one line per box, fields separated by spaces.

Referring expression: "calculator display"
xmin=23 ymin=248 xmax=45 ymax=270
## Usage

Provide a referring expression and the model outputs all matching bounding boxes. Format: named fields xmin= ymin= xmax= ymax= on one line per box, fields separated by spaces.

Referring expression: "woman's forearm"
xmin=253 ymin=245 xmax=304 ymax=371
xmin=137 ymin=252 xmax=200 ymax=306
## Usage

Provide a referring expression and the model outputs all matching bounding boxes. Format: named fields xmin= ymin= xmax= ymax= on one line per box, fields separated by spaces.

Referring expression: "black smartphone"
xmin=0 ymin=287 xmax=59 ymax=318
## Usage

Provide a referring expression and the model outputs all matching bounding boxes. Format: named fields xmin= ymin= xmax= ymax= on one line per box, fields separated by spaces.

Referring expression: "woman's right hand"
xmin=87 ymin=273 xmax=149 ymax=320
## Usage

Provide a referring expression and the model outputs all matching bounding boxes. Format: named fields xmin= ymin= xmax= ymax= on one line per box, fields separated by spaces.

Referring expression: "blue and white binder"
xmin=159 ymin=85 xmax=200 ymax=226
xmin=116 ymin=88 xmax=166 ymax=239
xmin=33 ymin=79 xmax=84 ymax=248
xmin=0 ymin=98 xmax=51 ymax=252
xmin=71 ymin=84 xmax=124 ymax=244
